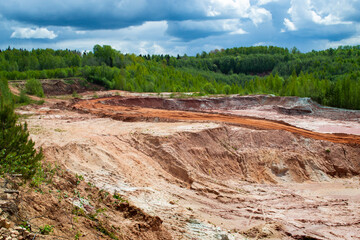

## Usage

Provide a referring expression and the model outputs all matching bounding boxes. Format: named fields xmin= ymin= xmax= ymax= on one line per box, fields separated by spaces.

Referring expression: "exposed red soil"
xmin=71 ymin=96 xmax=360 ymax=146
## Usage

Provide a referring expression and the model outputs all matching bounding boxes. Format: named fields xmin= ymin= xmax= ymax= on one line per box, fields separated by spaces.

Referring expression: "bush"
xmin=19 ymin=90 xmax=30 ymax=104
xmin=223 ymin=85 xmax=231 ymax=95
xmin=25 ymin=78 xmax=44 ymax=97
xmin=203 ymin=82 xmax=216 ymax=94
xmin=0 ymin=101 xmax=43 ymax=179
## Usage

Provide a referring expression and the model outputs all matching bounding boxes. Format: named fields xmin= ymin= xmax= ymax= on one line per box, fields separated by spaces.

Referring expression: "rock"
xmin=0 ymin=218 xmax=6 ymax=228
xmin=0 ymin=218 xmax=12 ymax=229
xmin=23 ymin=231 xmax=30 ymax=237
xmin=13 ymin=227 xmax=24 ymax=232
xmin=0 ymin=194 xmax=8 ymax=200
xmin=5 ymin=222 xmax=13 ymax=229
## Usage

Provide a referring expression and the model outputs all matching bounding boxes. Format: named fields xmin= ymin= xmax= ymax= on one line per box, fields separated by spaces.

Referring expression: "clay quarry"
xmin=13 ymin=81 xmax=360 ymax=240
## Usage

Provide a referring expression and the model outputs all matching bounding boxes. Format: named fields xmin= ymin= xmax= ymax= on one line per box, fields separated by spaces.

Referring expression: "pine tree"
xmin=0 ymin=100 xmax=42 ymax=179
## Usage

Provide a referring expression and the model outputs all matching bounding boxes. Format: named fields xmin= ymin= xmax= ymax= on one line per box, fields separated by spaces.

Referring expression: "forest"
xmin=0 ymin=44 xmax=359 ymax=110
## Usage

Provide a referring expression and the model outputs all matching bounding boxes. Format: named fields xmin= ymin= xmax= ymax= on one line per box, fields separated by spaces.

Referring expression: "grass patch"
xmin=64 ymin=79 xmax=75 ymax=85
xmin=54 ymin=128 xmax=66 ymax=133
xmin=39 ymin=224 xmax=54 ymax=235
xmin=95 ymin=223 xmax=119 ymax=240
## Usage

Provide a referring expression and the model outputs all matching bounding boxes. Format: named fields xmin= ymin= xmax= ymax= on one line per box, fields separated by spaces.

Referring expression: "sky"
xmin=0 ymin=0 xmax=359 ymax=55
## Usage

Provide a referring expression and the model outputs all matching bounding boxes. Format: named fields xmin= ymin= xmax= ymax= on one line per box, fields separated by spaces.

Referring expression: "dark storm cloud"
xmin=0 ymin=0 xmax=209 ymax=30
xmin=0 ymin=0 xmax=359 ymax=55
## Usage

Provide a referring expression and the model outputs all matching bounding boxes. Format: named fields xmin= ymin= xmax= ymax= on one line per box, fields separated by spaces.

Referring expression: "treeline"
xmin=0 ymin=45 xmax=135 ymax=72
xmin=167 ymin=54 xmax=284 ymax=74
xmin=242 ymin=72 xmax=360 ymax=110
xmin=1 ymin=45 xmax=360 ymax=110
xmin=274 ymin=46 xmax=360 ymax=80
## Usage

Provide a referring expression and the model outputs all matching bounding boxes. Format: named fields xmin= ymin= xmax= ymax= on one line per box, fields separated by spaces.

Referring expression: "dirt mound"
xmin=71 ymin=96 xmax=360 ymax=146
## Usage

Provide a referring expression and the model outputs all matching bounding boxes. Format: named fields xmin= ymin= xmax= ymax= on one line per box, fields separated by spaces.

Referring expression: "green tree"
xmin=25 ymin=78 xmax=44 ymax=97
xmin=223 ymin=85 xmax=231 ymax=95
xmin=203 ymin=82 xmax=216 ymax=94
xmin=0 ymin=101 xmax=43 ymax=178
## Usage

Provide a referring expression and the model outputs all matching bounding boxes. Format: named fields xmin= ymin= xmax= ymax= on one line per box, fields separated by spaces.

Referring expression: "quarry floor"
xmin=17 ymin=90 xmax=360 ymax=240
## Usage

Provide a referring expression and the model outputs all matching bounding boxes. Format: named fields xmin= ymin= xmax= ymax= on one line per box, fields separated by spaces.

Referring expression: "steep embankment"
xmin=129 ymin=126 xmax=360 ymax=184
xmin=0 ymin=169 xmax=172 ymax=240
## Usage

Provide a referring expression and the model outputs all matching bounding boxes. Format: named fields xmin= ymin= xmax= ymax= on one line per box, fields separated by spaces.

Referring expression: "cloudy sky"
xmin=0 ymin=0 xmax=359 ymax=55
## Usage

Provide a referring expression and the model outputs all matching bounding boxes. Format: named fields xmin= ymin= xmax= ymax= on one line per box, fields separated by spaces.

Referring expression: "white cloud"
xmin=311 ymin=12 xmax=352 ymax=25
xmin=257 ymin=0 xmax=279 ymax=6
xmin=229 ymin=28 xmax=247 ymax=35
xmin=205 ymin=0 xmax=272 ymax=26
xmin=206 ymin=0 xmax=251 ymax=17
xmin=75 ymin=30 xmax=86 ymax=35
xmin=253 ymin=42 xmax=266 ymax=46
xmin=11 ymin=27 xmax=57 ymax=39
xmin=287 ymin=0 xmax=353 ymax=28
xmin=249 ymin=7 xmax=272 ymax=25
xmin=283 ymin=18 xmax=297 ymax=31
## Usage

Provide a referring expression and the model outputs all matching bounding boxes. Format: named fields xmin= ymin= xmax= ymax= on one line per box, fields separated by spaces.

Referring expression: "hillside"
xmin=1 ymin=45 xmax=359 ymax=109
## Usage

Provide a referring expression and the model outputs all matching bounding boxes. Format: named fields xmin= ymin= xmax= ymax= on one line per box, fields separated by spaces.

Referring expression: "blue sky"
xmin=0 ymin=0 xmax=359 ymax=55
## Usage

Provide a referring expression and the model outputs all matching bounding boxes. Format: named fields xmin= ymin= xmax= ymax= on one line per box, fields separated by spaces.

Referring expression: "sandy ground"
xmin=17 ymin=95 xmax=360 ymax=240
xmin=220 ymin=108 xmax=360 ymax=135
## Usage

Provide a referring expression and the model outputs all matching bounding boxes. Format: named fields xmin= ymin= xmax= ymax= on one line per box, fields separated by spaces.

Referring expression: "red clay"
xmin=72 ymin=96 xmax=360 ymax=146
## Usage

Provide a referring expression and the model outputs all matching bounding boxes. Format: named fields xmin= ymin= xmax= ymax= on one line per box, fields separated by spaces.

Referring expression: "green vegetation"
xmin=113 ymin=193 xmax=128 ymax=203
xmin=19 ymin=89 xmax=31 ymax=104
xmin=1 ymin=45 xmax=360 ymax=109
xmin=95 ymin=222 xmax=119 ymax=240
xmin=0 ymin=78 xmax=43 ymax=179
xmin=0 ymin=99 xmax=43 ymax=179
xmin=25 ymin=78 xmax=44 ymax=97
xmin=39 ymin=224 xmax=54 ymax=235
